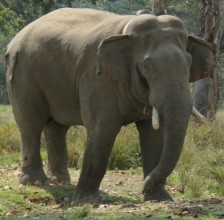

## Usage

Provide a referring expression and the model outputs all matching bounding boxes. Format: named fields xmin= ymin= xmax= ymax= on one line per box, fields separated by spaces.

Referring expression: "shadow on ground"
xmin=43 ymin=183 xmax=141 ymax=206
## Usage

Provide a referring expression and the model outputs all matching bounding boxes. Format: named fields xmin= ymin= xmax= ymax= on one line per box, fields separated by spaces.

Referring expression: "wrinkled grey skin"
xmin=6 ymin=8 xmax=213 ymax=202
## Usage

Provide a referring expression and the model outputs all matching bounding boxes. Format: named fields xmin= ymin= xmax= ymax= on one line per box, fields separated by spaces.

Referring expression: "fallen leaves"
xmin=120 ymin=203 xmax=138 ymax=209
xmin=28 ymin=196 xmax=51 ymax=205
xmin=175 ymin=208 xmax=198 ymax=218
xmin=5 ymin=209 xmax=22 ymax=216
xmin=116 ymin=180 xmax=124 ymax=186
xmin=0 ymin=185 xmax=13 ymax=190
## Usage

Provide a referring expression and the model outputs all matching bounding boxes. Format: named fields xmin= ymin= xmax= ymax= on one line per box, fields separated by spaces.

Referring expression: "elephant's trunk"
xmin=143 ymin=91 xmax=192 ymax=193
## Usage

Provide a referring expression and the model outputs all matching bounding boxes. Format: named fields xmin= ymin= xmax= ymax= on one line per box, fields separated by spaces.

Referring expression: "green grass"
xmin=0 ymin=105 xmax=20 ymax=155
xmin=66 ymin=124 xmax=142 ymax=170
xmin=0 ymin=105 xmax=15 ymax=124
xmin=168 ymin=112 xmax=224 ymax=199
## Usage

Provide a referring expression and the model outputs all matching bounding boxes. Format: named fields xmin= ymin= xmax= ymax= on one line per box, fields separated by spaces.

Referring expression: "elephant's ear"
xmin=97 ymin=35 xmax=131 ymax=86
xmin=187 ymin=36 xmax=214 ymax=83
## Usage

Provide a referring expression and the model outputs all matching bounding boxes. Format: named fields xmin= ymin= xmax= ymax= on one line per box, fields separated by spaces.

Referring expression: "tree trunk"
xmin=90 ymin=0 xmax=97 ymax=5
xmin=193 ymin=0 xmax=221 ymax=119
xmin=152 ymin=0 xmax=168 ymax=15
xmin=67 ymin=0 xmax=72 ymax=7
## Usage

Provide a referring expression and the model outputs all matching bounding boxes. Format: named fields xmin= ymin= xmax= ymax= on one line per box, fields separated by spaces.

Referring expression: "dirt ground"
xmin=46 ymin=170 xmax=224 ymax=219
xmin=1 ymin=167 xmax=224 ymax=219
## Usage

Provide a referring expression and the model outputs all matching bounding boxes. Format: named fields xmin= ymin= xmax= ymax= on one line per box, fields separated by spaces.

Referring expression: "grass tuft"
xmin=169 ymin=112 xmax=224 ymax=198
xmin=66 ymin=126 xmax=86 ymax=169
xmin=0 ymin=123 xmax=20 ymax=153
xmin=108 ymin=124 xmax=141 ymax=170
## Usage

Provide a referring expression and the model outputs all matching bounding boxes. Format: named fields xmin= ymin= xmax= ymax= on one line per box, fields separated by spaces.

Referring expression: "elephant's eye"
xmin=136 ymin=63 xmax=149 ymax=89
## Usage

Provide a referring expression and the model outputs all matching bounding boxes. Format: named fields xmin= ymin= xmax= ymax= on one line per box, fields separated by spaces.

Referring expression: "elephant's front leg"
xmin=73 ymin=123 xmax=120 ymax=202
xmin=136 ymin=120 xmax=173 ymax=201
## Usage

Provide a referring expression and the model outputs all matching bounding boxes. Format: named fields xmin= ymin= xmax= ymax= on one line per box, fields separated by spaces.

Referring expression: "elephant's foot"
xmin=20 ymin=170 xmax=49 ymax=186
xmin=143 ymin=184 xmax=173 ymax=202
xmin=71 ymin=186 xmax=100 ymax=205
xmin=48 ymin=170 xmax=71 ymax=185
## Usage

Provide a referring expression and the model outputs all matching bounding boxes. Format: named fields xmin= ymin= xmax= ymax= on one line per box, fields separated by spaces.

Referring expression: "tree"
xmin=0 ymin=3 xmax=24 ymax=104
xmin=0 ymin=0 xmax=58 ymax=25
xmin=152 ymin=0 xmax=167 ymax=15
xmin=56 ymin=0 xmax=72 ymax=7
xmin=0 ymin=0 xmax=60 ymax=104
xmin=193 ymin=0 xmax=221 ymax=119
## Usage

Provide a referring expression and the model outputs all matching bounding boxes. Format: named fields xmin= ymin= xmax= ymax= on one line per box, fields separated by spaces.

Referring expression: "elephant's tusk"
xmin=152 ymin=107 xmax=160 ymax=130
xmin=192 ymin=106 xmax=207 ymax=123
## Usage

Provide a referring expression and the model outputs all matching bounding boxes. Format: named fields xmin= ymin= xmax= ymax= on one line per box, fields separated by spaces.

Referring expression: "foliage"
xmin=0 ymin=0 xmax=59 ymax=103
xmin=109 ymin=124 xmax=141 ymax=170
xmin=67 ymin=126 xmax=86 ymax=169
xmin=168 ymin=0 xmax=200 ymax=34
xmin=94 ymin=0 xmax=152 ymax=15
xmin=0 ymin=0 xmax=57 ymax=25
xmin=66 ymin=124 xmax=141 ymax=170
xmin=169 ymin=112 xmax=224 ymax=199
xmin=0 ymin=105 xmax=19 ymax=154
xmin=0 ymin=4 xmax=23 ymax=40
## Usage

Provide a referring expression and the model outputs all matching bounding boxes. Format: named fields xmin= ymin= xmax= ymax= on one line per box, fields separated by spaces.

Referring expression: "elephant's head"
xmin=97 ymin=15 xmax=213 ymax=192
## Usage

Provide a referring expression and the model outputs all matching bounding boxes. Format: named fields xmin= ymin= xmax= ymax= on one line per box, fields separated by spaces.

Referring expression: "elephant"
xmin=5 ymin=8 xmax=213 ymax=202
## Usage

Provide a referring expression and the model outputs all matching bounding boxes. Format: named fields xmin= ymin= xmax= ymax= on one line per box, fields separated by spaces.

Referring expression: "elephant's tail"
xmin=5 ymin=49 xmax=18 ymax=83
xmin=5 ymin=45 xmax=19 ymax=103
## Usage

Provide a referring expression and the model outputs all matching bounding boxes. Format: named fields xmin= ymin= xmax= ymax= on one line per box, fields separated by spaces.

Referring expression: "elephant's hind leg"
xmin=43 ymin=121 xmax=70 ymax=185
xmin=19 ymin=125 xmax=48 ymax=185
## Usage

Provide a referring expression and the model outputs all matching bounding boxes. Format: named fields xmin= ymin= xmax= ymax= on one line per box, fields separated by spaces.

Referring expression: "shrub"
xmin=0 ymin=106 xmax=20 ymax=153
xmin=67 ymin=126 xmax=86 ymax=169
xmin=108 ymin=124 xmax=141 ymax=170
xmin=66 ymin=124 xmax=142 ymax=170
xmin=169 ymin=112 xmax=224 ymax=198
xmin=0 ymin=122 xmax=20 ymax=153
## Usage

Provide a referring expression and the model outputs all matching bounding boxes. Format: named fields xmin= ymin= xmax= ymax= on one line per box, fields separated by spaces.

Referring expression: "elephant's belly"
xmin=53 ymin=111 xmax=83 ymax=126
xmin=48 ymin=101 xmax=83 ymax=126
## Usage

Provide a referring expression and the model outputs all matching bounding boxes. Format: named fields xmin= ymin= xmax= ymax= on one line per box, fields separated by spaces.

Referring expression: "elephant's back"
xmin=11 ymin=8 xmax=127 ymax=41
xmin=39 ymin=8 xmax=119 ymax=26
xmin=34 ymin=8 xmax=119 ymax=35
xmin=7 ymin=8 xmax=133 ymax=56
